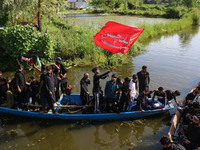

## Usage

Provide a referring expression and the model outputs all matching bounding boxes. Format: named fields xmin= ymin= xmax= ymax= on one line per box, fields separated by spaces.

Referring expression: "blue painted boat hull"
xmin=0 ymin=95 xmax=174 ymax=120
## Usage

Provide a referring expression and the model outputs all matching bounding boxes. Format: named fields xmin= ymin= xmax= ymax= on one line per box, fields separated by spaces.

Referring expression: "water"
xmin=65 ymin=13 xmax=172 ymax=28
xmin=1 ymin=18 xmax=200 ymax=149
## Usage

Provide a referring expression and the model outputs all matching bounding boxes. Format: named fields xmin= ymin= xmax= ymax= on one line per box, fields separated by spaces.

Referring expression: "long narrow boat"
xmin=0 ymin=95 xmax=174 ymax=120
xmin=168 ymin=82 xmax=200 ymax=141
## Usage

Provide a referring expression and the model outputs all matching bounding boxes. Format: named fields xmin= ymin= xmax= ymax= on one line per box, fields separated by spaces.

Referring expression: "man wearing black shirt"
xmin=160 ymin=136 xmax=186 ymax=150
xmin=152 ymin=87 xmax=167 ymax=111
xmin=119 ymin=77 xmax=131 ymax=112
xmin=183 ymin=115 xmax=200 ymax=150
xmin=92 ymin=68 xmax=110 ymax=113
xmin=136 ymin=88 xmax=151 ymax=112
xmin=15 ymin=64 xmax=32 ymax=109
xmin=37 ymin=65 xmax=47 ymax=112
xmin=45 ymin=66 xmax=58 ymax=115
xmin=80 ymin=73 xmax=90 ymax=105
xmin=53 ymin=57 xmax=68 ymax=99
xmin=165 ymin=90 xmax=181 ymax=107
xmin=137 ymin=65 xmax=150 ymax=93
xmin=30 ymin=76 xmax=40 ymax=105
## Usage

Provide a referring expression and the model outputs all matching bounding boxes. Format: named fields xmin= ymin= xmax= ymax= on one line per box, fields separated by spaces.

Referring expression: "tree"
xmin=183 ymin=0 xmax=194 ymax=9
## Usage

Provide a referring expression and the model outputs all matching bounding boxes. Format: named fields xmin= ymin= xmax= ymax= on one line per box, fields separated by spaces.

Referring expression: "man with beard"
xmin=137 ymin=65 xmax=150 ymax=93
xmin=182 ymin=115 xmax=200 ymax=150
xmin=45 ymin=66 xmax=58 ymax=115
xmin=160 ymin=136 xmax=186 ymax=150
xmin=104 ymin=74 xmax=119 ymax=113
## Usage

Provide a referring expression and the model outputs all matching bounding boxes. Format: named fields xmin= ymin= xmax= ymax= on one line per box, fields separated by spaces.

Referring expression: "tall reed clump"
xmin=191 ymin=9 xmax=200 ymax=25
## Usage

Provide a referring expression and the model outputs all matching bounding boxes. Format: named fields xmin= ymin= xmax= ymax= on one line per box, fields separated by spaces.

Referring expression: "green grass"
xmin=41 ymin=9 xmax=200 ymax=69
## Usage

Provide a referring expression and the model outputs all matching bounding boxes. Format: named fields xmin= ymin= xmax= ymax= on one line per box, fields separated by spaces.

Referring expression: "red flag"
xmin=94 ymin=21 xmax=144 ymax=55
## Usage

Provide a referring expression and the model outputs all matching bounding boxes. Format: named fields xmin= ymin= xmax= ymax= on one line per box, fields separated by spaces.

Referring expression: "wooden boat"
xmin=0 ymin=95 xmax=174 ymax=120
xmin=168 ymin=82 xmax=200 ymax=141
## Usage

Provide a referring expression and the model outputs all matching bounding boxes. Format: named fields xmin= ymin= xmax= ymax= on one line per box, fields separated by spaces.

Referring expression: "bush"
xmin=165 ymin=7 xmax=181 ymax=18
xmin=0 ymin=25 xmax=54 ymax=70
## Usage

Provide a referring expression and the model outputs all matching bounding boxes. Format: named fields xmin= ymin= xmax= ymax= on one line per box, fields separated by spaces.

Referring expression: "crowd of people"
xmin=0 ymin=58 xmax=181 ymax=114
xmin=80 ymin=65 xmax=181 ymax=113
xmin=160 ymin=84 xmax=200 ymax=150
xmin=0 ymin=57 xmax=68 ymax=115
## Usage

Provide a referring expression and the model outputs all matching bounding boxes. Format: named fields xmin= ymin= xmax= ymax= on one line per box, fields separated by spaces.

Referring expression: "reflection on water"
xmin=1 ymin=25 xmax=200 ymax=149
xmin=0 ymin=113 xmax=170 ymax=150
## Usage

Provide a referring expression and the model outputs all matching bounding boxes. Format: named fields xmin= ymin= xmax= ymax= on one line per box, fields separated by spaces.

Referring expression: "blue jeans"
xmin=128 ymin=96 xmax=137 ymax=111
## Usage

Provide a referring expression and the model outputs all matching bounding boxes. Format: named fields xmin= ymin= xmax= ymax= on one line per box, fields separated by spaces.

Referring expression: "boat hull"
xmin=0 ymin=95 xmax=174 ymax=120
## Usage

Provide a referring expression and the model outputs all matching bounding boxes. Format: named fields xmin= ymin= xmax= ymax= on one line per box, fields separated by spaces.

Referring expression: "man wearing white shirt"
xmin=194 ymin=86 xmax=200 ymax=103
xmin=128 ymin=74 xmax=139 ymax=111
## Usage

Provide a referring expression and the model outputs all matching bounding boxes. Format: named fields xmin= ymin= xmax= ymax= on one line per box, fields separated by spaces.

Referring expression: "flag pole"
xmin=110 ymin=54 xmax=125 ymax=72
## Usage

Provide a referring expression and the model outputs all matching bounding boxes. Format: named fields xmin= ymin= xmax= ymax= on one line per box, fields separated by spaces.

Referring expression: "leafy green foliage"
xmin=0 ymin=25 xmax=53 ymax=70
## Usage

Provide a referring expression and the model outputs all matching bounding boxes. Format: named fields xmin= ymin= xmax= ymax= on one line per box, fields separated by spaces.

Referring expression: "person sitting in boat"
xmin=104 ymin=74 xmax=119 ymax=113
xmin=119 ymin=77 xmax=131 ymax=112
xmin=134 ymin=88 xmax=151 ymax=112
xmin=193 ymin=86 xmax=200 ymax=103
xmin=80 ymin=73 xmax=90 ymax=105
xmin=128 ymin=74 xmax=139 ymax=111
xmin=181 ymin=89 xmax=198 ymax=106
xmin=181 ymin=115 xmax=200 ymax=150
xmin=92 ymin=67 xmax=110 ymax=113
xmin=44 ymin=66 xmax=59 ymax=115
xmin=152 ymin=87 xmax=167 ymax=111
xmin=165 ymin=89 xmax=181 ymax=107
xmin=160 ymin=136 xmax=186 ymax=150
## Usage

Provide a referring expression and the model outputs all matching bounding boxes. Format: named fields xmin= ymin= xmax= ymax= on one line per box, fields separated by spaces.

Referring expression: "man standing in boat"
xmin=37 ymin=65 xmax=47 ymax=113
xmin=137 ymin=65 xmax=150 ymax=93
xmin=92 ymin=68 xmax=110 ymax=113
xmin=128 ymin=74 xmax=139 ymax=111
xmin=52 ymin=57 xmax=68 ymax=101
xmin=44 ymin=66 xmax=58 ymax=115
xmin=104 ymin=74 xmax=119 ymax=113
xmin=15 ymin=64 xmax=32 ymax=110
xmin=80 ymin=73 xmax=90 ymax=105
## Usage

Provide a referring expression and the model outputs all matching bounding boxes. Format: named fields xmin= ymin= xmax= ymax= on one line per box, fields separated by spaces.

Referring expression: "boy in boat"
xmin=119 ymin=77 xmax=131 ymax=112
xmin=135 ymin=88 xmax=151 ymax=112
xmin=128 ymin=74 xmax=139 ymax=111
xmin=104 ymin=74 xmax=119 ymax=113
xmin=165 ymin=90 xmax=181 ymax=107
xmin=160 ymin=136 xmax=186 ymax=150
xmin=152 ymin=87 xmax=167 ymax=111
xmin=137 ymin=65 xmax=150 ymax=93
xmin=44 ymin=66 xmax=58 ymax=115
xmin=92 ymin=67 xmax=110 ymax=113
xmin=80 ymin=73 xmax=90 ymax=105
xmin=15 ymin=64 xmax=32 ymax=110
